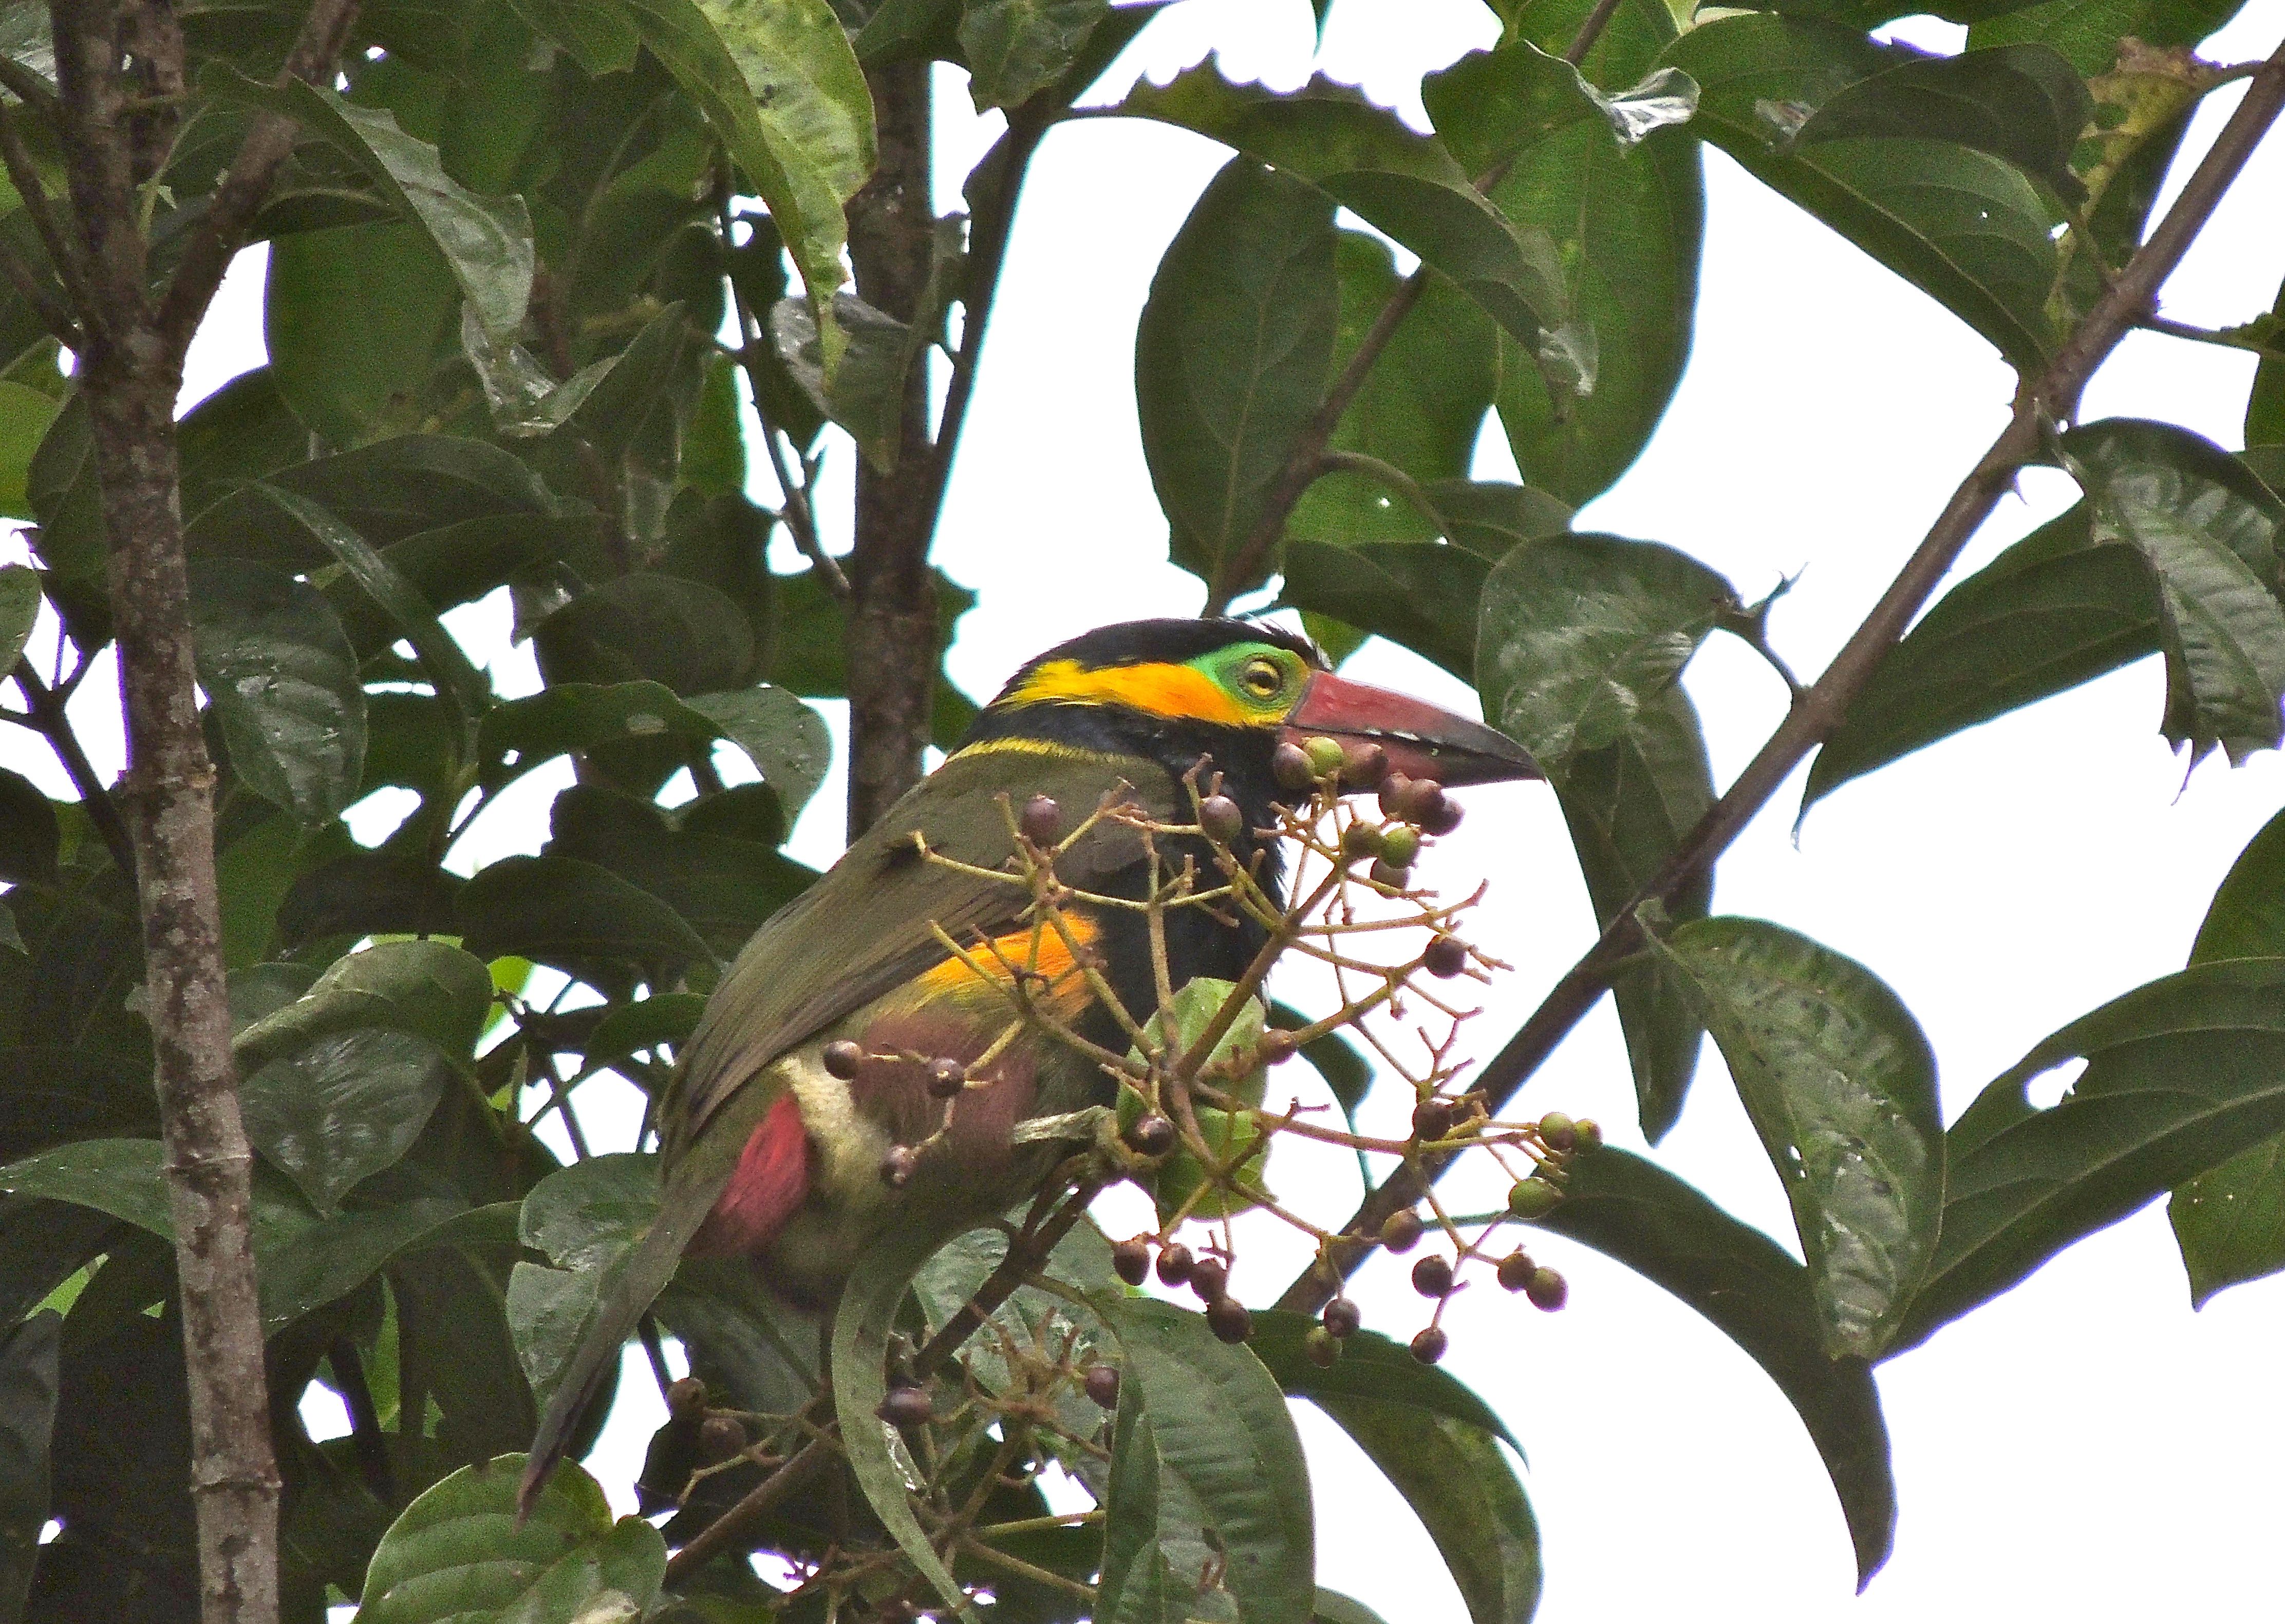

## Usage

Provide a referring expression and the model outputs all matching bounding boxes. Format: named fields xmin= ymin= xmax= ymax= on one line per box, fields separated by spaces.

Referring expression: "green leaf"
xmin=1135 ymin=156 xmax=1336 ymax=595
xmin=1281 ymin=539 xmax=1499 ymax=682
xmin=1896 ymin=958 xmax=2285 ymax=1351
xmin=1663 ymin=16 xmax=2060 ymax=368
xmin=545 ymin=783 xmax=815 ymax=959
xmin=1425 ymin=41 xmax=1698 ymax=175
xmin=1535 ymin=1146 xmax=1895 ymax=1586
xmin=532 ymin=573 xmax=757 ymax=698
xmin=1117 ymin=67 xmax=1569 ymax=357
xmin=1477 ymin=532 xmax=1735 ymax=768
xmin=1653 ymin=918 xmax=1944 ymax=1358
xmin=0 ymin=1310 xmax=57 ymax=1622
xmin=0 ymin=1140 xmax=176 ymax=1240
xmin=0 ymin=564 xmax=40 ymax=678
xmin=1431 ymin=480 xmax=1574 ymax=557
xmin=241 ymin=1032 xmax=451 ymax=1217
xmin=2162 ymin=805 xmax=2285 ymax=1305
xmin=623 ymin=0 xmax=872 ymax=379
xmin=208 ymin=67 xmax=535 ymax=337
xmin=684 ymin=684 xmax=832 ymax=819
xmin=358 ymin=1455 xmax=665 ymax=1624
xmin=832 ymin=1223 xmax=981 ymax=1621
xmin=1968 ymin=0 xmax=2244 ymax=75
xmin=505 ymin=0 xmax=640 ymax=74
xmin=263 ymin=221 xmax=461 ymax=447
xmin=1546 ymin=685 xmax=1711 ymax=1142
xmin=248 ymin=482 xmax=494 ymax=723
xmin=1286 ymin=238 xmax=1494 ymax=548
xmin=584 ymin=994 xmax=707 ymax=1072
xmin=0 ymin=380 xmax=60 ymax=520
xmin=2247 ymin=273 xmax=2285 ymax=448
xmin=1796 ymin=44 xmax=2092 ymax=199
xmin=1247 ymin=1311 xmax=1519 ymax=1449
xmin=2061 ymin=418 xmax=2285 ymax=765
xmin=1312 ymin=1397 xmax=1540 ymax=1624
xmin=186 ymin=557 xmax=367 ymax=827
xmin=1096 ymin=1295 xmax=1315 ymax=1624
xmin=508 ymin=1153 xmax=661 ymax=1410
xmin=481 ymin=678 xmax=827 ymax=816
xmin=1804 ymin=502 xmax=2158 ymax=811
xmin=234 ymin=938 xmax=494 ymax=1074
xmin=257 ymin=1196 xmax=502 ymax=1334
xmin=959 ymin=0 xmax=1109 ymax=109
xmin=458 ymin=853 xmax=716 ymax=992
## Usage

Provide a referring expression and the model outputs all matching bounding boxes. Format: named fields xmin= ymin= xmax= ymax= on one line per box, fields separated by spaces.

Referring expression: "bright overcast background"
xmin=9 ymin=0 xmax=2285 ymax=1617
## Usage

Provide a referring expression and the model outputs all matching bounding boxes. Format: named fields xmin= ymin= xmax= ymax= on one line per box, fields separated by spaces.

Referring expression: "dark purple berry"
xmin=1496 ymin=1250 xmax=1535 ymax=1292
xmin=1422 ymin=935 xmax=1468 ymax=978
xmin=1272 ymin=741 xmax=1315 ymax=791
xmin=927 ymin=1057 xmax=966 ymax=1099
xmin=1377 ymin=773 xmax=1414 ymax=818
xmin=1156 ymin=1242 xmax=1194 ymax=1287
xmin=1198 ymin=794 xmax=1244 ymax=846
xmin=1369 ymin=858 xmax=1412 ymax=889
xmin=1526 ymin=1267 xmax=1569 ymax=1312
xmin=1206 ymin=1296 xmax=1253 ymax=1343
xmin=1084 ymin=1365 xmax=1121 ymax=1408
xmin=1126 ymin=1113 xmax=1176 ymax=1158
xmin=823 ymin=1040 xmax=863 ymax=1079
xmin=1322 ymin=1297 xmax=1362 ymax=1339
xmin=1411 ymin=1254 xmax=1454 ymax=1298
xmin=1190 ymin=1257 xmax=1229 ymax=1303
xmin=1342 ymin=823 xmax=1384 ymax=861
xmin=1397 ymin=778 xmax=1447 ymax=825
xmin=1020 ymin=793 xmax=1061 ymax=845
xmin=1420 ymin=798 xmax=1464 ymax=836
xmin=665 ymin=1375 xmax=708 ymax=1418
xmin=1342 ymin=740 xmax=1389 ymax=788
xmin=880 ymin=1145 xmax=918 ymax=1188
xmin=1410 ymin=1326 xmax=1449 ymax=1365
xmin=1412 ymin=1097 xmax=1455 ymax=1142
xmin=877 ymin=1385 xmax=933 ymax=1427
xmin=1112 ymin=1239 xmax=1151 ymax=1286
xmin=1304 ymin=1326 xmax=1341 ymax=1368
xmin=1379 ymin=1209 xmax=1423 ymax=1253
xmin=697 ymin=1414 xmax=747 ymax=1463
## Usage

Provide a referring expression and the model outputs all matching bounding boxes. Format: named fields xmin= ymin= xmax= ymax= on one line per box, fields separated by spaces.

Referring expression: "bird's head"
xmin=962 ymin=618 xmax=1540 ymax=813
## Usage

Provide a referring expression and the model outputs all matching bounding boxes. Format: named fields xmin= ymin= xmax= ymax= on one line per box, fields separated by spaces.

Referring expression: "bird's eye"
xmin=1239 ymin=657 xmax=1284 ymax=699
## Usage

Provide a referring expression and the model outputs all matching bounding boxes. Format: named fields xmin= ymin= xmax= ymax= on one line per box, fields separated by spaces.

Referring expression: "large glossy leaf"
xmin=1534 ymin=1146 xmax=1895 ymax=1586
xmin=1805 ymin=502 xmax=2158 ymax=811
xmin=358 ymin=1455 xmax=665 ymax=1624
xmin=685 ymin=684 xmax=831 ymax=819
xmin=1654 ymin=918 xmax=1943 ymax=1358
xmin=832 ymin=1223 xmax=980 ymax=1620
xmin=1247 ymin=1311 xmax=1518 ymax=1449
xmin=1968 ymin=0 xmax=2246 ymax=74
xmin=1547 ymin=686 xmax=1712 ymax=1142
xmin=2247 ymin=272 xmax=2285 ymax=449
xmin=0 ymin=381 xmax=59 ymax=523
xmin=1117 ymin=68 xmax=1569 ymax=356
xmin=959 ymin=0 xmax=1108 ymax=109
xmin=1287 ymin=237 xmax=1494 ymax=548
xmin=544 ymin=784 xmax=814 ymax=960
xmin=504 ymin=0 xmax=639 ymax=72
xmin=240 ymin=1031 xmax=450 ymax=1218
xmin=457 ymin=854 xmax=716 ymax=993
xmin=2061 ymin=419 xmax=2285 ymax=765
xmin=1796 ymin=44 xmax=2091 ymax=199
xmin=1477 ymin=533 xmax=1735 ymax=768
xmin=1281 ymin=539 xmax=1495 ymax=682
xmin=210 ymin=68 xmax=534 ymax=337
xmin=1663 ymin=16 xmax=2059 ymax=368
xmin=623 ymin=0 xmax=872 ymax=378
xmin=2167 ymin=806 xmax=2285 ymax=1305
xmin=185 ymin=557 xmax=367 ymax=827
xmin=234 ymin=938 xmax=493 ymax=1075
xmin=1313 ymin=1397 xmax=1540 ymax=1624
xmin=532 ymin=573 xmax=757 ymax=698
xmin=506 ymin=1154 xmax=659 ymax=1412
xmin=263 ymin=219 xmax=461 ymax=447
xmin=0 ymin=1310 xmax=56 ymax=1622
xmin=1895 ymin=958 xmax=2285 ymax=1351
xmin=1430 ymin=0 xmax=1705 ymax=507
xmin=1135 ymin=156 xmax=1336 ymax=595
xmin=1096 ymin=1295 xmax=1315 ymax=1624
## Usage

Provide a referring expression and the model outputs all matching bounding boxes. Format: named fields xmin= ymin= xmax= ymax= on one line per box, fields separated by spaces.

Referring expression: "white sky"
xmin=13 ymin=0 xmax=2285 ymax=1618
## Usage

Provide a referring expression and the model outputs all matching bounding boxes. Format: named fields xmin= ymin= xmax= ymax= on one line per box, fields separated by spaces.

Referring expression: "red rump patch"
xmin=689 ymin=1092 xmax=810 ymax=1257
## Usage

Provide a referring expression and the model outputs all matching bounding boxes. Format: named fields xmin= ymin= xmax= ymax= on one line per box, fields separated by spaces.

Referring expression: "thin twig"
xmin=0 ymin=100 xmax=88 ymax=337
xmin=1276 ymin=40 xmax=2285 ymax=1314
xmin=12 ymin=658 xmax=135 ymax=876
xmin=2139 ymin=311 xmax=2285 ymax=361
xmin=152 ymin=0 xmax=365 ymax=360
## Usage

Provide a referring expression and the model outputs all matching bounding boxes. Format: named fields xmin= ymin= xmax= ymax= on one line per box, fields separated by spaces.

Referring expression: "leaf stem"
xmin=12 ymin=657 xmax=135 ymax=877
xmin=1275 ymin=35 xmax=2285 ymax=1315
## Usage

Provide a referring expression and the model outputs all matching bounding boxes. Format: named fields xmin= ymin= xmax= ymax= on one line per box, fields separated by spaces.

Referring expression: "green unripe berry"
xmin=1507 ymin=1178 xmax=1562 ymax=1220
xmin=1538 ymin=1111 xmax=1578 ymax=1153
xmin=1378 ymin=826 xmax=1420 ymax=868
xmin=1303 ymin=736 xmax=1347 ymax=778
xmin=1304 ymin=1326 xmax=1341 ymax=1368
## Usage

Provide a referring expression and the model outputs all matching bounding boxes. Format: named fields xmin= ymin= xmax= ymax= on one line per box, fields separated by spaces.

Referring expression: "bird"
xmin=519 ymin=617 xmax=1539 ymax=1509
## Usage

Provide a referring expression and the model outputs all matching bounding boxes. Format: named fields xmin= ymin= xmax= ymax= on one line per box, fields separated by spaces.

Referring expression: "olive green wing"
xmin=666 ymin=746 xmax=1182 ymax=1157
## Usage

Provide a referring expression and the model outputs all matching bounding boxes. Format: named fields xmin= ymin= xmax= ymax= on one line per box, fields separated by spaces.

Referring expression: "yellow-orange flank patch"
xmin=920 ymin=914 xmax=1100 ymax=1020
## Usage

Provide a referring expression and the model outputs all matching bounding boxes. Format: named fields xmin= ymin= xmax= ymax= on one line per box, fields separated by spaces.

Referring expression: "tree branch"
xmin=11 ymin=658 xmax=134 ymax=876
xmin=150 ymin=0 xmax=362 ymax=360
xmin=1276 ymin=38 xmax=2285 ymax=1314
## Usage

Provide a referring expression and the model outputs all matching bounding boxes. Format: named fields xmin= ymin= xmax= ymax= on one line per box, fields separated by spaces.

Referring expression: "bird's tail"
xmin=518 ymin=1189 xmax=710 ymax=1518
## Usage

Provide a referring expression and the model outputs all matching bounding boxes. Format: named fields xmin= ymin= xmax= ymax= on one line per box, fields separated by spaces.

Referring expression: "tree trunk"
xmin=844 ymin=59 xmax=938 ymax=834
